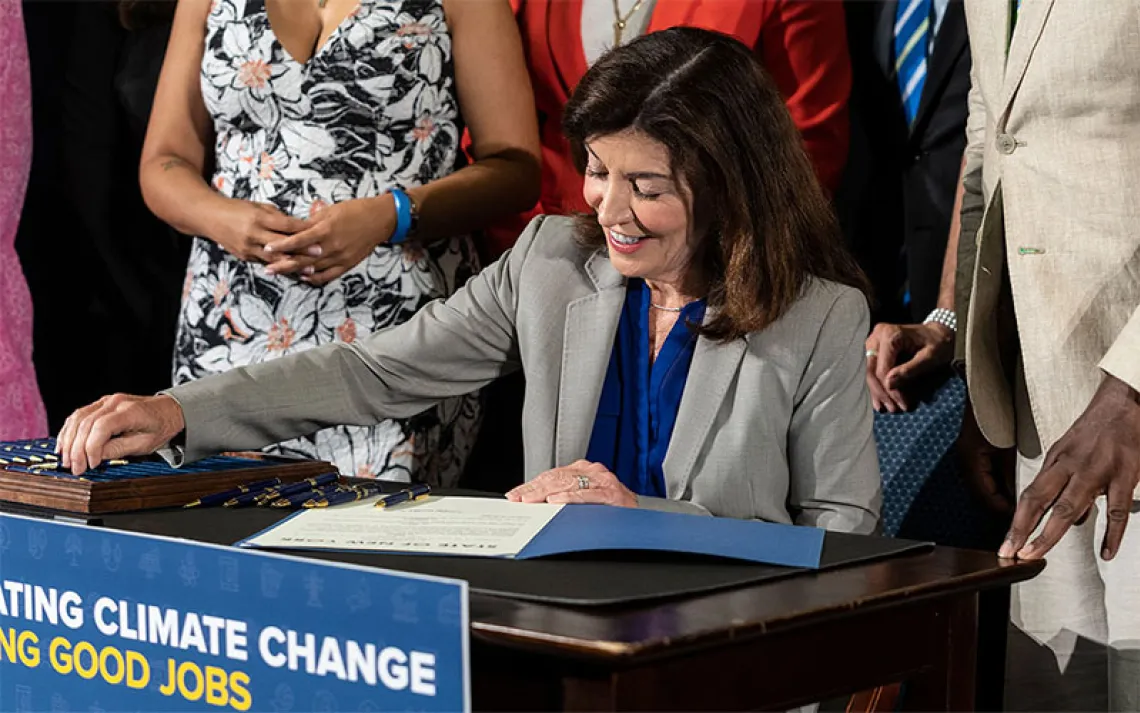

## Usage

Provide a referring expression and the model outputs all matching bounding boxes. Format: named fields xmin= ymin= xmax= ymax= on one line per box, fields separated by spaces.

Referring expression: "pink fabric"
xmin=0 ymin=0 xmax=47 ymax=438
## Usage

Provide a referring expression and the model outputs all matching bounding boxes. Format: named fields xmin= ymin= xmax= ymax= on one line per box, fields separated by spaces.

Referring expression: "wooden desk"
xmin=467 ymin=548 xmax=1041 ymax=712
xmin=25 ymin=502 xmax=1039 ymax=713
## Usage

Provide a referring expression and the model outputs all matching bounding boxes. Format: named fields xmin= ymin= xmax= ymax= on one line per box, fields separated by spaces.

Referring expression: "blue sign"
xmin=0 ymin=513 xmax=468 ymax=712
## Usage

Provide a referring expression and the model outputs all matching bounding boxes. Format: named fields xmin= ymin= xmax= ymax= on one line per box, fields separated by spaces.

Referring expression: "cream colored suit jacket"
xmin=960 ymin=0 xmax=1140 ymax=451
xmin=166 ymin=216 xmax=880 ymax=533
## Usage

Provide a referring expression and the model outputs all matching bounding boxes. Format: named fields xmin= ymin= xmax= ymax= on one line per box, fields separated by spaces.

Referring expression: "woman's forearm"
xmin=406 ymin=148 xmax=541 ymax=244
xmin=140 ymin=154 xmax=231 ymax=238
xmin=142 ymin=145 xmax=541 ymax=247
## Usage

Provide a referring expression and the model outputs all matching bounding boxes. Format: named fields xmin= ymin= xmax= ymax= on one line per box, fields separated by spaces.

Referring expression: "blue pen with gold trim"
xmin=270 ymin=483 xmax=343 ymax=509
xmin=303 ymin=479 xmax=387 ymax=508
xmin=374 ymin=483 xmax=431 ymax=509
xmin=184 ymin=477 xmax=283 ymax=508
xmin=224 ymin=472 xmax=340 ymax=507
xmin=303 ymin=488 xmax=362 ymax=508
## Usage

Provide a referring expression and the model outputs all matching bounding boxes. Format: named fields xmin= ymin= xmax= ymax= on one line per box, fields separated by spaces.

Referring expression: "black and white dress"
xmin=174 ymin=0 xmax=480 ymax=484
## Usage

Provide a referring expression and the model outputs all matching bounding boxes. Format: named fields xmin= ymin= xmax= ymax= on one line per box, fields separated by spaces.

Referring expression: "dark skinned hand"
xmin=1000 ymin=374 xmax=1140 ymax=561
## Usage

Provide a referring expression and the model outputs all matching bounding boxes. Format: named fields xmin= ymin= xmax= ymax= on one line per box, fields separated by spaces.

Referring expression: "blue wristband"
xmin=388 ymin=187 xmax=412 ymax=245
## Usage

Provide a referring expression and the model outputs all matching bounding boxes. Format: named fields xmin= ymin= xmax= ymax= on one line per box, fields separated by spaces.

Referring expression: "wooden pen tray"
xmin=0 ymin=439 xmax=334 ymax=514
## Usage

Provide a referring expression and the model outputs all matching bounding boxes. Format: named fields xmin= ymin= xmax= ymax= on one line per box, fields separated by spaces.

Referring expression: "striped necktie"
xmin=894 ymin=0 xmax=933 ymax=125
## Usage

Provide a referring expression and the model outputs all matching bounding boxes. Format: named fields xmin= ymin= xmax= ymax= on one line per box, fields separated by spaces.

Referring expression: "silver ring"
xmin=577 ymin=475 xmax=590 ymax=490
xmin=865 ymin=349 xmax=878 ymax=358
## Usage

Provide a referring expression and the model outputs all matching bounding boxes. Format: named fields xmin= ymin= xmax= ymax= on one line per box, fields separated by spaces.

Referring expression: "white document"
xmin=239 ymin=496 xmax=564 ymax=557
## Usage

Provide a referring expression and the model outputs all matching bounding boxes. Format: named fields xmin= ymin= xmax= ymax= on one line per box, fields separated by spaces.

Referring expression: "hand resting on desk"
xmin=55 ymin=394 xmax=185 ymax=475
xmin=507 ymin=460 xmax=638 ymax=507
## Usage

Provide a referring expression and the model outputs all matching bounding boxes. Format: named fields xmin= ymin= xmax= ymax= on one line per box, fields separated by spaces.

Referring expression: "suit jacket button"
xmin=996 ymin=134 xmax=1017 ymax=154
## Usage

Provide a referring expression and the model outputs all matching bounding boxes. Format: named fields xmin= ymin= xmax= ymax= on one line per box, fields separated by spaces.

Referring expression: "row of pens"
xmin=184 ymin=474 xmax=432 ymax=510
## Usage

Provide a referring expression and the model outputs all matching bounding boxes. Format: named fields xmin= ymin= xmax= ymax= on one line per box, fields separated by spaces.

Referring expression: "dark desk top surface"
xmin=468 ymin=546 xmax=1042 ymax=659
xmin=72 ymin=500 xmax=1045 ymax=663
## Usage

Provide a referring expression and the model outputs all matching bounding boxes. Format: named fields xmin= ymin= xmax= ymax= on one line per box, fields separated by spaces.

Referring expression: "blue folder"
xmin=241 ymin=502 xmax=827 ymax=569
xmin=518 ymin=505 xmax=825 ymax=568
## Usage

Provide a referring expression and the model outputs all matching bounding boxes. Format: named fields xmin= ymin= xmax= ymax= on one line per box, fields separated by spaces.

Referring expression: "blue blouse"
xmin=585 ymin=280 xmax=706 ymax=497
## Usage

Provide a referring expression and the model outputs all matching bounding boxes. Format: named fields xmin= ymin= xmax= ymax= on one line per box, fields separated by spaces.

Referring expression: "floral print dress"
xmin=175 ymin=0 xmax=480 ymax=485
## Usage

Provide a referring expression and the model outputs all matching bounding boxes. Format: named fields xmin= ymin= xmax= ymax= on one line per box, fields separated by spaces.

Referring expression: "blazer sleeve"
xmin=1099 ymin=311 xmax=1140 ymax=393
xmin=787 ymin=288 xmax=881 ymax=534
xmin=954 ymin=59 xmax=987 ymax=364
xmin=757 ymin=0 xmax=851 ymax=193
xmin=164 ymin=216 xmax=549 ymax=463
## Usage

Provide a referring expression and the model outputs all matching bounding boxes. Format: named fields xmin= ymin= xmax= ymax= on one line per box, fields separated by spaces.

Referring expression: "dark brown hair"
xmin=563 ymin=27 xmax=868 ymax=341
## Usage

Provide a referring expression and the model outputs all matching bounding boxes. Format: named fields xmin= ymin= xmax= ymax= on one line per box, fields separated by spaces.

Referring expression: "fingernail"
xmin=1102 ymin=547 xmax=1113 ymax=560
xmin=264 ymin=266 xmax=276 ymax=275
xmin=303 ymin=266 xmax=315 ymax=276
xmin=307 ymin=245 xmax=322 ymax=257
xmin=998 ymin=541 xmax=1015 ymax=558
xmin=264 ymin=244 xmax=275 ymax=253
xmin=1017 ymin=544 xmax=1036 ymax=560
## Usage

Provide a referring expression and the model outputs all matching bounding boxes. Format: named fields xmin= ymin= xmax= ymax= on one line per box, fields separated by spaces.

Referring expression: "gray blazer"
xmin=167 ymin=216 xmax=880 ymax=533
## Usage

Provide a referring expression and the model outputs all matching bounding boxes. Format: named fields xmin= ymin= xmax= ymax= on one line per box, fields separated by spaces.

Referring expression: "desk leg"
xmin=975 ymin=587 xmax=1010 ymax=711
xmin=563 ymin=675 xmax=622 ymax=711
xmin=471 ymin=643 xmax=651 ymax=711
xmin=902 ymin=592 xmax=979 ymax=712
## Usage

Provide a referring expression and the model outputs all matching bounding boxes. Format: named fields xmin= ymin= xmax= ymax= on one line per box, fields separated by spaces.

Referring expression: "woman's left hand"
xmin=263 ymin=196 xmax=397 ymax=285
xmin=506 ymin=460 xmax=638 ymax=507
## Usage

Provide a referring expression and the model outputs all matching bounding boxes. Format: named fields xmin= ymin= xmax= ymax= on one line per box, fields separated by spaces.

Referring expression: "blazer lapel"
xmin=555 ymin=250 xmax=625 ymax=466
xmin=912 ymin=1 xmax=968 ymax=131
xmin=661 ymin=326 xmax=747 ymax=499
xmin=872 ymin=0 xmax=897 ymax=79
xmin=537 ymin=0 xmax=587 ymax=98
xmin=1000 ymin=0 xmax=1055 ymax=116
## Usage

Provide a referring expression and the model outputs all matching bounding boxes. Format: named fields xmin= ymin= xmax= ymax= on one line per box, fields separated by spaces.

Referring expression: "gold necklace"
xmin=610 ymin=0 xmax=647 ymax=47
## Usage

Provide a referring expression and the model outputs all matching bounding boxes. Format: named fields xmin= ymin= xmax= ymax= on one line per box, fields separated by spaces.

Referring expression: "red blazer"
xmin=482 ymin=0 xmax=851 ymax=257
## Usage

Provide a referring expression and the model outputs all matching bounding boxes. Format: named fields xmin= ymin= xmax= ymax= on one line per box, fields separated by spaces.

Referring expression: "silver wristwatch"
xmin=923 ymin=307 xmax=957 ymax=333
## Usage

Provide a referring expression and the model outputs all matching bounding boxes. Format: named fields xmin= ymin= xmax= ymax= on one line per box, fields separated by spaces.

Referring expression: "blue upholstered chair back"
xmin=873 ymin=373 xmax=1008 ymax=550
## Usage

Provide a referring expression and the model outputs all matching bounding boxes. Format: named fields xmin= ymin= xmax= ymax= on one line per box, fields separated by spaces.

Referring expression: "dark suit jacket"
xmin=837 ymin=0 xmax=971 ymax=324
xmin=17 ymin=2 xmax=188 ymax=430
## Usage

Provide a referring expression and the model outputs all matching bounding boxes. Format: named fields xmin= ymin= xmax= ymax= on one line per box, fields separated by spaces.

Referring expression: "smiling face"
xmin=582 ymin=130 xmax=701 ymax=293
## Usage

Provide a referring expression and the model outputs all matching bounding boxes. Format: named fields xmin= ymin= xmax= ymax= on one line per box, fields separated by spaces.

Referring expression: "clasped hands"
xmin=214 ymin=195 xmax=397 ymax=286
xmin=506 ymin=460 xmax=638 ymax=508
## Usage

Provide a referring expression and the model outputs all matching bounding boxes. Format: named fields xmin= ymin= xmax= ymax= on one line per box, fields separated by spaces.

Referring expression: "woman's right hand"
xmin=208 ymin=199 xmax=308 ymax=263
xmin=56 ymin=394 xmax=187 ymax=476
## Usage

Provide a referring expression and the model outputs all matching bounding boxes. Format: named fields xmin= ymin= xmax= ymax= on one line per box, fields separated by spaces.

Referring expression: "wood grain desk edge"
xmin=467 ymin=555 xmax=1045 ymax=661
